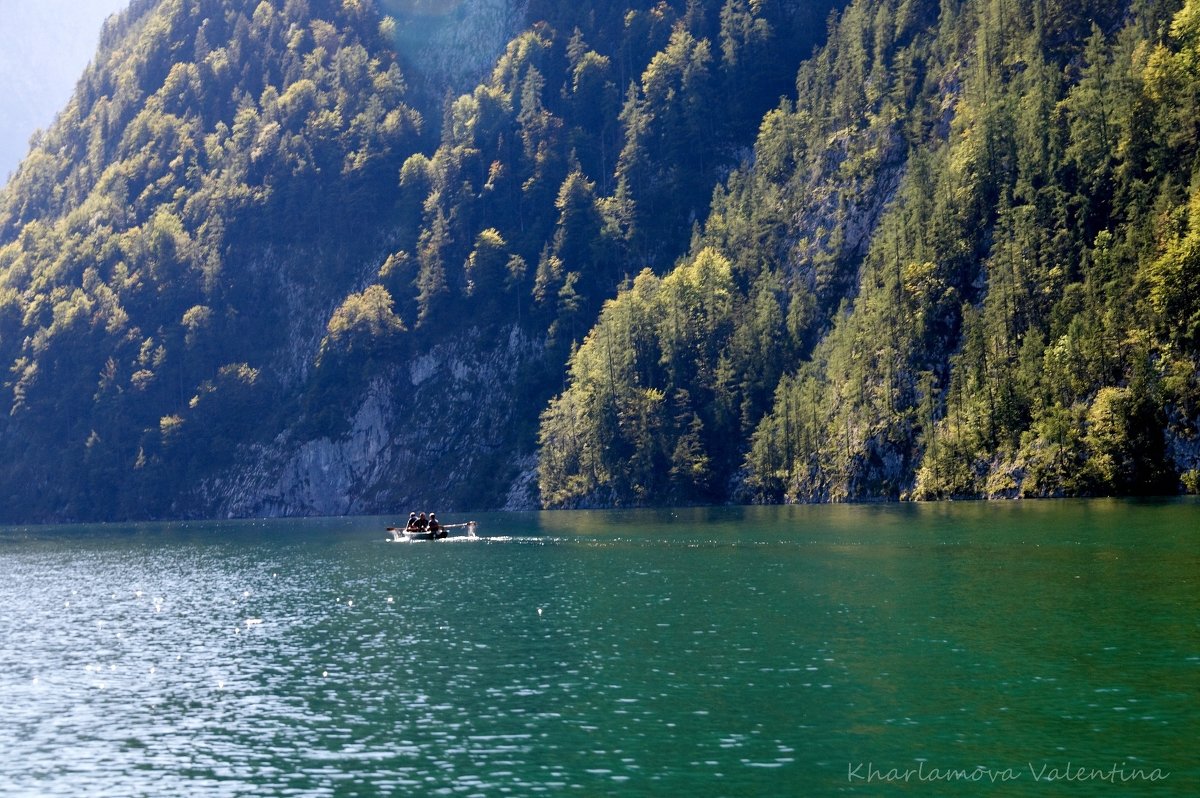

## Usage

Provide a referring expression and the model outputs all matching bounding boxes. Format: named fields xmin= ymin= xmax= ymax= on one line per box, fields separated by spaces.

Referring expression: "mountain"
xmin=539 ymin=0 xmax=1200 ymax=505
xmin=0 ymin=0 xmax=130 ymax=184
xmin=0 ymin=0 xmax=839 ymax=520
xmin=0 ymin=0 xmax=1197 ymax=523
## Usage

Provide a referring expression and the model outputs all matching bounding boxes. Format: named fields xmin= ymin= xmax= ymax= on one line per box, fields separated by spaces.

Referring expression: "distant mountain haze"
xmin=0 ymin=0 xmax=130 ymax=185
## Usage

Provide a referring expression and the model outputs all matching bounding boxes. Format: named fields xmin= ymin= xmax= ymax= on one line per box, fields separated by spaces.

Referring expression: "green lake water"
xmin=0 ymin=499 xmax=1197 ymax=796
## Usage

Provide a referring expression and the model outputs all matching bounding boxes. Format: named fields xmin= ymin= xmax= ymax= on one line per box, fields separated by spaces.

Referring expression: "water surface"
xmin=1 ymin=500 xmax=1197 ymax=795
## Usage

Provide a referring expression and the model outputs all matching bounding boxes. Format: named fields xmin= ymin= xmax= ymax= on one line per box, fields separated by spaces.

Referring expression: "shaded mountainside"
xmin=2 ymin=0 xmax=1199 ymax=522
xmin=0 ymin=0 xmax=840 ymax=521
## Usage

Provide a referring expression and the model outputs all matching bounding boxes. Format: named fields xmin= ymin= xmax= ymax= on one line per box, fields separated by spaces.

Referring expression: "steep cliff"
xmin=198 ymin=323 xmax=545 ymax=517
xmin=380 ymin=0 xmax=528 ymax=93
xmin=537 ymin=0 xmax=1200 ymax=505
xmin=7 ymin=0 xmax=1193 ymax=523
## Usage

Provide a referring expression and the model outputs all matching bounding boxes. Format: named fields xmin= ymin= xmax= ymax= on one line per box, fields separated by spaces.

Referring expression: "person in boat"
xmin=404 ymin=512 xmax=418 ymax=532
xmin=415 ymin=512 xmax=429 ymax=533
xmin=428 ymin=512 xmax=447 ymax=539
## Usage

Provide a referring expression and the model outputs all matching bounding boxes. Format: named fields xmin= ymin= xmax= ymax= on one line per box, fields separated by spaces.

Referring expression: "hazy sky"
xmin=0 ymin=0 xmax=130 ymax=185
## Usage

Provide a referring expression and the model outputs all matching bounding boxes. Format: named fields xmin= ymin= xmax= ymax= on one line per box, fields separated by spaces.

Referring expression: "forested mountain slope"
xmin=539 ymin=0 xmax=1200 ymax=505
xmin=0 ymin=0 xmax=840 ymax=520
xmin=3 ymin=0 xmax=1198 ymax=522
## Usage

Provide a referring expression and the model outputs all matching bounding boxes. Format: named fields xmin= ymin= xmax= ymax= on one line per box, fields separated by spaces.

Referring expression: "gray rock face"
xmin=199 ymin=323 xmax=545 ymax=517
xmin=379 ymin=0 xmax=529 ymax=91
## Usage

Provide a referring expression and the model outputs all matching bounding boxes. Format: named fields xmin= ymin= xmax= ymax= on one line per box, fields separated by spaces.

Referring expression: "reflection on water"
xmin=0 ymin=500 xmax=1197 ymax=795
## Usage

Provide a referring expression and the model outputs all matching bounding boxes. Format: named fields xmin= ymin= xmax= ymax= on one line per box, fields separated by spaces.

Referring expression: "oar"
xmin=383 ymin=521 xmax=478 ymax=540
xmin=434 ymin=521 xmax=479 ymax=537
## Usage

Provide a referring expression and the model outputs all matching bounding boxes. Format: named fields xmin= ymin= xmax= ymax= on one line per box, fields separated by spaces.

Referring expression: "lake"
xmin=1 ymin=499 xmax=1197 ymax=796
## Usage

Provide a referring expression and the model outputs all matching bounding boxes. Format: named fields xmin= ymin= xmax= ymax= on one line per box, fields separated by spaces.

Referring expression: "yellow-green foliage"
xmin=323 ymin=285 xmax=405 ymax=352
xmin=538 ymin=248 xmax=741 ymax=505
xmin=4 ymin=0 xmax=1198 ymax=520
xmin=0 ymin=0 xmax=423 ymax=518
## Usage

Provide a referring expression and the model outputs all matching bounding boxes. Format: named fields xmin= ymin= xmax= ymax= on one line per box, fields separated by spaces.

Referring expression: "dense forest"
xmin=0 ymin=0 xmax=1197 ymax=522
xmin=539 ymin=0 xmax=1200 ymax=505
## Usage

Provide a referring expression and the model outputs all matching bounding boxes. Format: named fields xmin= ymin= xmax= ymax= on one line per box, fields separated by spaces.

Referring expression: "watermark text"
xmin=847 ymin=761 xmax=1169 ymax=785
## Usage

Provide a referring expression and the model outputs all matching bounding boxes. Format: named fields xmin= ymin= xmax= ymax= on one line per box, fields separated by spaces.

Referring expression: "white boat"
xmin=386 ymin=521 xmax=478 ymax=542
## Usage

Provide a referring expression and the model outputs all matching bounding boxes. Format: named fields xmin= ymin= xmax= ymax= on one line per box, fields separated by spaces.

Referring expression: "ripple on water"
xmin=2 ymin=507 xmax=1197 ymax=795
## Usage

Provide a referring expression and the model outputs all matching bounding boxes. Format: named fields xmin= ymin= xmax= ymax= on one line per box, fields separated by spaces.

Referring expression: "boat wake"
xmin=384 ymin=534 xmax=523 ymax=544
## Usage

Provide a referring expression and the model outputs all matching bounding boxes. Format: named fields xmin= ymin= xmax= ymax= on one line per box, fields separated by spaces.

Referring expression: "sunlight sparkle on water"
xmin=0 ymin=503 xmax=1195 ymax=797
